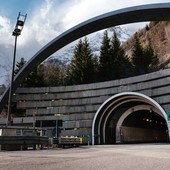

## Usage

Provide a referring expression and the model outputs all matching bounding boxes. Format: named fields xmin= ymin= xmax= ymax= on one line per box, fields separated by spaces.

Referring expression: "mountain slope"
xmin=123 ymin=21 xmax=170 ymax=65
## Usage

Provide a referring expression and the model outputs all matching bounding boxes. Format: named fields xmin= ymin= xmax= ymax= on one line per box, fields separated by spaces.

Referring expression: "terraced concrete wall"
xmin=13 ymin=69 xmax=170 ymax=142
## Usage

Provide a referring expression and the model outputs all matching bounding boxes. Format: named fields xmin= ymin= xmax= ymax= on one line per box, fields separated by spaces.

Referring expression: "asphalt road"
xmin=0 ymin=144 xmax=170 ymax=170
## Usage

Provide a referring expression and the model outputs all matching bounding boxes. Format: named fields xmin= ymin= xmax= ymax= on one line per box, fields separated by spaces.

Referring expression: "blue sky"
xmin=0 ymin=0 xmax=66 ymax=23
xmin=0 ymin=0 xmax=170 ymax=61
xmin=0 ymin=0 xmax=34 ymax=22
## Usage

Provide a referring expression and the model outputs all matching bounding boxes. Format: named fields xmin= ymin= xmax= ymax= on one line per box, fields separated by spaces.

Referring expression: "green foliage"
xmin=131 ymin=33 xmax=158 ymax=75
xmin=14 ymin=30 xmax=159 ymax=87
xmin=24 ymin=65 xmax=46 ymax=87
xmin=14 ymin=57 xmax=26 ymax=76
xmin=44 ymin=64 xmax=64 ymax=86
xmin=14 ymin=58 xmax=46 ymax=87
xmin=143 ymin=43 xmax=159 ymax=72
xmin=9 ymin=58 xmax=28 ymax=116
xmin=131 ymin=33 xmax=144 ymax=75
xmin=111 ymin=32 xmax=132 ymax=79
xmin=98 ymin=31 xmax=132 ymax=81
xmin=98 ymin=30 xmax=113 ymax=81
xmin=67 ymin=37 xmax=96 ymax=85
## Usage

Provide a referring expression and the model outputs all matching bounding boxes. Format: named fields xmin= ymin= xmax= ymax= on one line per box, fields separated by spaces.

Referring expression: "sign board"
xmin=166 ymin=111 xmax=170 ymax=121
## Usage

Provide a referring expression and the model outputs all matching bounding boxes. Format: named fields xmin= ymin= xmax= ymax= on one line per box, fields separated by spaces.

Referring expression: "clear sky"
xmin=0 ymin=0 xmax=36 ymax=21
xmin=0 ymin=0 xmax=170 ymax=61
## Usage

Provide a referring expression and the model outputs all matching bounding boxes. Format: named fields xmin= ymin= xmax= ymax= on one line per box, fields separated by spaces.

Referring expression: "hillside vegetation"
xmin=123 ymin=21 xmax=170 ymax=65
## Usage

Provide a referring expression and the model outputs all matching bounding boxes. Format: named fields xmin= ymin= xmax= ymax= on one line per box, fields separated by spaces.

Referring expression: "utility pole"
xmin=6 ymin=12 xmax=27 ymax=126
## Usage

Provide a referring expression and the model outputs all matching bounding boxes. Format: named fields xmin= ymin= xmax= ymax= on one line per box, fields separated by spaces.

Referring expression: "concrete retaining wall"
xmin=10 ymin=68 xmax=170 ymax=143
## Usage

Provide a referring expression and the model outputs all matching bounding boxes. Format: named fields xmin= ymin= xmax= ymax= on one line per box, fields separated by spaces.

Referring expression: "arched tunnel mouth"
xmin=106 ymin=109 xmax=168 ymax=144
xmin=92 ymin=92 xmax=169 ymax=145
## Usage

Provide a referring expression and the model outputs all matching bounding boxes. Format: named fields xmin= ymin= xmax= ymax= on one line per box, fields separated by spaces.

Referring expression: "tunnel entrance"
xmin=92 ymin=92 xmax=170 ymax=145
xmin=117 ymin=110 xmax=168 ymax=143
xmin=104 ymin=106 xmax=168 ymax=144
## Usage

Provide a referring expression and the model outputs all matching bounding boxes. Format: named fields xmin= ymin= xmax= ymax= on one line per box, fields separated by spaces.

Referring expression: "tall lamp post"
xmin=6 ymin=12 xmax=27 ymax=126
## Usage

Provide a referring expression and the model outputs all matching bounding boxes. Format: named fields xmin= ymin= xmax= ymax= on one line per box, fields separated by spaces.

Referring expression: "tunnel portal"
xmin=92 ymin=92 xmax=169 ymax=145
xmin=105 ymin=109 xmax=168 ymax=144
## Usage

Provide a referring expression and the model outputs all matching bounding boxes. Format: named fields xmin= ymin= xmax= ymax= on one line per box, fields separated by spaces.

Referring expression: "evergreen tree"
xmin=24 ymin=65 xmax=45 ymax=87
xmin=131 ymin=33 xmax=146 ymax=75
xmin=36 ymin=64 xmax=46 ymax=86
xmin=67 ymin=37 xmax=96 ymax=85
xmin=14 ymin=57 xmax=28 ymax=87
xmin=131 ymin=33 xmax=158 ymax=75
xmin=111 ymin=32 xmax=132 ymax=79
xmin=98 ymin=30 xmax=113 ymax=81
xmin=98 ymin=31 xmax=132 ymax=81
xmin=143 ymin=42 xmax=159 ymax=72
xmin=92 ymin=54 xmax=99 ymax=82
xmin=13 ymin=57 xmax=46 ymax=87
xmin=66 ymin=39 xmax=84 ymax=84
xmin=10 ymin=58 xmax=27 ymax=116
xmin=44 ymin=64 xmax=62 ymax=86
xmin=14 ymin=57 xmax=26 ymax=76
xmin=82 ymin=37 xmax=96 ymax=83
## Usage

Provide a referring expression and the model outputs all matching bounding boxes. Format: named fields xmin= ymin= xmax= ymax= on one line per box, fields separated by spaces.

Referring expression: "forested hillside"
xmin=123 ymin=21 xmax=170 ymax=66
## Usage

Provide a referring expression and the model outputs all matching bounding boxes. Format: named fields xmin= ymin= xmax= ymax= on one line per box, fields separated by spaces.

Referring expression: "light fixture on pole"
xmin=6 ymin=12 xmax=27 ymax=126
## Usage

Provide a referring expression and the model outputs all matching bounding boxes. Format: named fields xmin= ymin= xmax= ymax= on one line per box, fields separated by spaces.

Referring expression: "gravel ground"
xmin=0 ymin=144 xmax=170 ymax=170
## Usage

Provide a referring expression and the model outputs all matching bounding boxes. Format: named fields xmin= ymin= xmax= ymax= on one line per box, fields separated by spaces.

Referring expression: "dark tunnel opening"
xmin=120 ymin=110 xmax=168 ymax=143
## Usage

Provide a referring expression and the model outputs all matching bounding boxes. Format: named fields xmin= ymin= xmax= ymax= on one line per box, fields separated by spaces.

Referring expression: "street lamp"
xmin=6 ymin=12 xmax=27 ymax=126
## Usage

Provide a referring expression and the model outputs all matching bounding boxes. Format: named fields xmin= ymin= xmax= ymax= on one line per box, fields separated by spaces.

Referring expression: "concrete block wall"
xmin=13 ymin=68 xmax=170 ymax=142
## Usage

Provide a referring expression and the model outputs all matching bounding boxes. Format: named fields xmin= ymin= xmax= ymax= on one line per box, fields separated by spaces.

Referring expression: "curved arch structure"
xmin=92 ymin=92 xmax=169 ymax=145
xmin=1 ymin=3 xmax=170 ymax=112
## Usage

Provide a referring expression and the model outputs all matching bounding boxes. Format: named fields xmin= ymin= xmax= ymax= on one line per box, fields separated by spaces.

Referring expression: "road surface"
xmin=0 ymin=144 xmax=170 ymax=170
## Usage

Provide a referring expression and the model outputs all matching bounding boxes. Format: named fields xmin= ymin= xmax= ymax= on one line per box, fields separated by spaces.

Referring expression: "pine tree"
xmin=143 ymin=42 xmax=159 ymax=72
xmin=131 ymin=33 xmax=158 ymax=75
xmin=14 ymin=57 xmax=28 ymax=87
xmin=66 ymin=39 xmax=84 ymax=84
xmin=82 ymin=37 xmax=96 ymax=83
xmin=13 ymin=57 xmax=46 ymax=87
xmin=24 ymin=65 xmax=45 ymax=87
xmin=98 ymin=31 xmax=132 ymax=81
xmin=131 ymin=33 xmax=146 ymax=75
xmin=8 ymin=57 xmax=26 ymax=117
xmin=92 ymin=54 xmax=99 ymax=82
xmin=111 ymin=32 xmax=132 ymax=79
xmin=14 ymin=57 xmax=26 ymax=76
xmin=44 ymin=64 xmax=62 ymax=86
xmin=67 ymin=37 xmax=96 ymax=85
xmin=98 ymin=30 xmax=112 ymax=81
